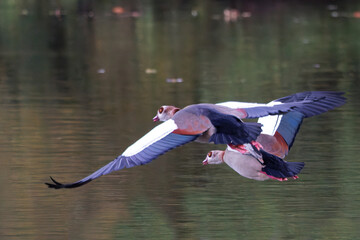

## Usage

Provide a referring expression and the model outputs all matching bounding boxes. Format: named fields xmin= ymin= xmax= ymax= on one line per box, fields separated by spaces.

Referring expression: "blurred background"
xmin=0 ymin=0 xmax=359 ymax=239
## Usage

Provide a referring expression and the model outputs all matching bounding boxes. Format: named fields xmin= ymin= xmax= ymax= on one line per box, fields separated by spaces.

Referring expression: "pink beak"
xmin=202 ymin=159 xmax=208 ymax=165
xmin=153 ymin=116 xmax=159 ymax=122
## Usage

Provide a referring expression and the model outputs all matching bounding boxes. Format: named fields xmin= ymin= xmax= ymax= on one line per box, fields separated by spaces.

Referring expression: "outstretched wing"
xmin=256 ymin=111 xmax=304 ymax=158
xmin=46 ymin=120 xmax=198 ymax=189
xmin=217 ymin=91 xmax=346 ymax=119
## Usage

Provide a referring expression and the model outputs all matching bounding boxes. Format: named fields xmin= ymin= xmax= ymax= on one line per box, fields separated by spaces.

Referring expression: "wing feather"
xmin=217 ymin=91 xmax=346 ymax=119
xmin=45 ymin=120 xmax=198 ymax=189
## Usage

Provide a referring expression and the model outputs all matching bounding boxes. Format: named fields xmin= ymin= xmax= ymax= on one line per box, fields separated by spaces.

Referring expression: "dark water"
xmin=1 ymin=1 xmax=360 ymax=239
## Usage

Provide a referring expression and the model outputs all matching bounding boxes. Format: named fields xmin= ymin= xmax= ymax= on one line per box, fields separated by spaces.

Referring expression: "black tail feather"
xmin=260 ymin=150 xmax=305 ymax=178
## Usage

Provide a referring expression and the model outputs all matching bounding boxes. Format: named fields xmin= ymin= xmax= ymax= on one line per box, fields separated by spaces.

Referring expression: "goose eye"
xmin=159 ymin=107 xmax=164 ymax=114
xmin=208 ymin=152 xmax=212 ymax=157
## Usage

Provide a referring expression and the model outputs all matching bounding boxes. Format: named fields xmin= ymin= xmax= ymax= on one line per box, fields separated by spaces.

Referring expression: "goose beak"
xmin=153 ymin=116 xmax=159 ymax=122
xmin=202 ymin=159 xmax=208 ymax=165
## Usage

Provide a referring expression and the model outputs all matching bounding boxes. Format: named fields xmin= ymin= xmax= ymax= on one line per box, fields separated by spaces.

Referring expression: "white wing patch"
xmin=217 ymin=101 xmax=267 ymax=108
xmin=217 ymin=100 xmax=282 ymax=109
xmin=122 ymin=119 xmax=178 ymax=157
xmin=257 ymin=115 xmax=283 ymax=136
xmin=217 ymin=100 xmax=284 ymax=135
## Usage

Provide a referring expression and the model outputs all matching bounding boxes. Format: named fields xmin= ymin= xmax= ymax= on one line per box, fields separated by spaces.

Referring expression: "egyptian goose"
xmin=202 ymin=147 xmax=304 ymax=181
xmin=202 ymin=111 xmax=307 ymax=181
xmin=46 ymin=104 xmax=263 ymax=189
xmin=154 ymin=91 xmax=346 ymax=157
xmin=202 ymin=91 xmax=347 ymax=181
xmin=46 ymin=91 xmax=345 ymax=188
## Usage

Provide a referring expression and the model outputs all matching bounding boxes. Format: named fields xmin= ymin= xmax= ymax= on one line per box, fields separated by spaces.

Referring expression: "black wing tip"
xmin=45 ymin=176 xmax=92 ymax=189
xmin=277 ymin=91 xmax=347 ymax=103
xmin=275 ymin=91 xmax=347 ymax=118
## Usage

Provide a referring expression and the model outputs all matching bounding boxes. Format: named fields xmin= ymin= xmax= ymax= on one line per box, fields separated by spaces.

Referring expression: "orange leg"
xmin=251 ymin=141 xmax=263 ymax=151
xmin=260 ymin=171 xmax=288 ymax=181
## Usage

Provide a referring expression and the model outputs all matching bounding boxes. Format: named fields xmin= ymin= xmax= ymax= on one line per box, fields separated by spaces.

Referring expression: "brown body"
xmin=169 ymin=104 xmax=247 ymax=143
xmin=204 ymin=149 xmax=270 ymax=181
xmin=223 ymin=149 xmax=269 ymax=181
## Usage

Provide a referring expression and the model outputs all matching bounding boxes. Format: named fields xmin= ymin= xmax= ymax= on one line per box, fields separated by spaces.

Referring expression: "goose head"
xmin=153 ymin=105 xmax=180 ymax=122
xmin=203 ymin=150 xmax=225 ymax=165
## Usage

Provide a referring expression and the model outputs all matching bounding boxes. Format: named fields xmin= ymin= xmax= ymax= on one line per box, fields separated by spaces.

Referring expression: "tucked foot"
xmin=251 ymin=141 xmax=263 ymax=151
xmin=260 ymin=171 xmax=288 ymax=181
xmin=292 ymin=175 xmax=299 ymax=179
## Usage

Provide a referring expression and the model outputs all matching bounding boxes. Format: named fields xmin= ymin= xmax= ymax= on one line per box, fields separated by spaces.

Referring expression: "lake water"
xmin=0 ymin=1 xmax=360 ymax=239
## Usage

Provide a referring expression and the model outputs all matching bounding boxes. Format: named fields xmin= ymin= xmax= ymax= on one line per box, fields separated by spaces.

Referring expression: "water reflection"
xmin=0 ymin=0 xmax=360 ymax=239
